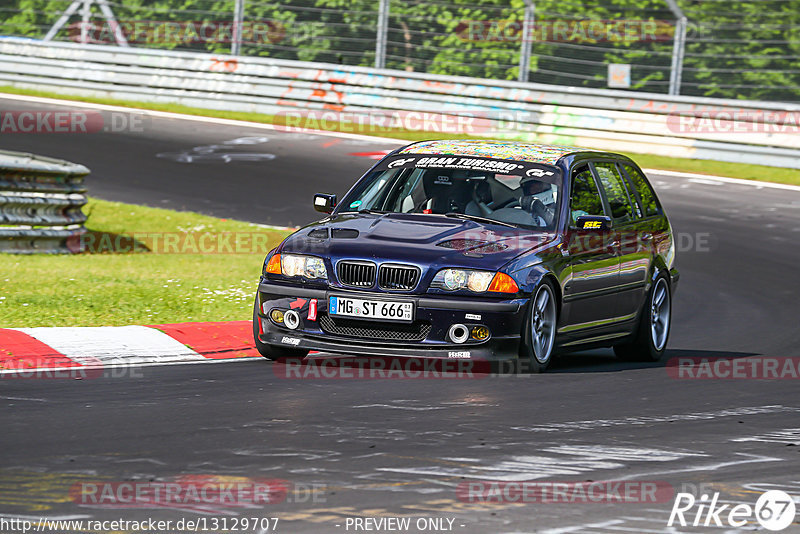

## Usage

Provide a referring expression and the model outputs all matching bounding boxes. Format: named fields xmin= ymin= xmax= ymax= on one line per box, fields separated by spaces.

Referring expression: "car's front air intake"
xmin=319 ymin=314 xmax=431 ymax=341
xmin=337 ymin=261 xmax=376 ymax=288
xmin=378 ymin=264 xmax=420 ymax=291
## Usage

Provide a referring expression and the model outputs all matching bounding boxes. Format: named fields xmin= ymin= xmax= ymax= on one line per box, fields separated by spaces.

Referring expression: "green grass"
xmin=2 ymin=85 xmax=799 ymax=186
xmin=0 ymin=198 xmax=292 ymax=327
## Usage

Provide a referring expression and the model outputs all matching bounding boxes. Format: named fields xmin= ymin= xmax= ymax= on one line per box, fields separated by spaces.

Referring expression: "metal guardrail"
xmin=0 ymin=149 xmax=89 ymax=254
xmin=0 ymin=38 xmax=799 ymax=169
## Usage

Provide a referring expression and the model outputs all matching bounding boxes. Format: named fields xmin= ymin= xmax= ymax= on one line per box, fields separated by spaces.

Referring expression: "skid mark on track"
xmin=352 ymin=403 xmax=447 ymax=411
xmin=612 ymin=453 xmax=784 ymax=482
xmin=157 ymin=136 xmax=276 ymax=163
xmin=732 ymin=428 xmax=800 ymax=445
xmin=378 ymin=447 xmax=706 ymax=482
xmin=509 ymin=405 xmax=800 ymax=434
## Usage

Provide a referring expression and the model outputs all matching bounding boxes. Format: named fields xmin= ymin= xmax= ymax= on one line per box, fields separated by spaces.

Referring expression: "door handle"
xmin=641 ymin=233 xmax=653 ymax=241
xmin=607 ymin=240 xmax=620 ymax=253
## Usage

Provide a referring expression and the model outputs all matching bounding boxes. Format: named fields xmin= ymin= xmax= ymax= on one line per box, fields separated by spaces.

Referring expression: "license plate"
xmin=329 ymin=296 xmax=413 ymax=322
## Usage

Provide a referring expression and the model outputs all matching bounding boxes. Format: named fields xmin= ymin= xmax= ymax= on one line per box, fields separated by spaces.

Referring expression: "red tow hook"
xmin=308 ymin=299 xmax=318 ymax=321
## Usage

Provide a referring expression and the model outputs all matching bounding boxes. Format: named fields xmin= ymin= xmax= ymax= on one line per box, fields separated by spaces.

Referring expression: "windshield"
xmin=339 ymin=161 xmax=562 ymax=231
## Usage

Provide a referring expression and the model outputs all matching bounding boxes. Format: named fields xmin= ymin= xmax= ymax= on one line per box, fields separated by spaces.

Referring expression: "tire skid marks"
xmin=732 ymin=428 xmax=800 ymax=445
xmin=509 ymin=405 xmax=800 ymax=433
xmin=156 ymin=136 xmax=276 ymax=163
xmin=377 ymin=446 xmax=705 ymax=482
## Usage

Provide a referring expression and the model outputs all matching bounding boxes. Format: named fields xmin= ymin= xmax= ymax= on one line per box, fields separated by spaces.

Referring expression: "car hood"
xmin=279 ymin=212 xmax=555 ymax=273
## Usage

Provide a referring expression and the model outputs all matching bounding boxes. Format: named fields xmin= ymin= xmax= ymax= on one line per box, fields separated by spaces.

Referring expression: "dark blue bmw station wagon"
xmin=254 ymin=140 xmax=678 ymax=372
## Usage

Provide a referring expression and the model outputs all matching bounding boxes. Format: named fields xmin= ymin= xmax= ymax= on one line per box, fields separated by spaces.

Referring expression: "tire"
xmin=614 ymin=274 xmax=671 ymax=362
xmin=252 ymin=297 xmax=309 ymax=361
xmin=519 ymin=279 xmax=558 ymax=373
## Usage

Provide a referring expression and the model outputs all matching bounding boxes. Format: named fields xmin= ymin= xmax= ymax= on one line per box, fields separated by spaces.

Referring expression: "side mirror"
xmin=575 ymin=215 xmax=612 ymax=231
xmin=313 ymin=193 xmax=337 ymax=214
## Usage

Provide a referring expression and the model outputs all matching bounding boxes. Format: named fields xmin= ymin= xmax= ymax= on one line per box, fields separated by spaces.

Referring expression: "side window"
xmin=623 ymin=164 xmax=660 ymax=217
xmin=569 ymin=165 xmax=604 ymax=226
xmin=593 ymin=162 xmax=636 ymax=222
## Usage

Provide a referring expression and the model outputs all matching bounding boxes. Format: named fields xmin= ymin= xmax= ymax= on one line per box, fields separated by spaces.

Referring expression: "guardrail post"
xmin=668 ymin=17 xmax=687 ymax=96
xmin=80 ymin=0 xmax=91 ymax=43
xmin=0 ymin=151 xmax=90 ymax=254
xmin=518 ymin=0 xmax=535 ymax=83
xmin=375 ymin=0 xmax=390 ymax=69
xmin=665 ymin=0 xmax=687 ymax=96
xmin=232 ymin=0 xmax=246 ymax=56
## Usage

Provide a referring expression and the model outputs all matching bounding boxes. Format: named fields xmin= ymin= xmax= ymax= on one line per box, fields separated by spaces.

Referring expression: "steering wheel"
xmin=527 ymin=198 xmax=554 ymax=226
xmin=471 ymin=184 xmax=495 ymax=217
xmin=493 ymin=197 xmax=519 ymax=210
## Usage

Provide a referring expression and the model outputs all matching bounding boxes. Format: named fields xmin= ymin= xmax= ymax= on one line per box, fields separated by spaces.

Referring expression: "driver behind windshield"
xmin=343 ymin=166 xmax=560 ymax=230
xmin=479 ymin=176 xmax=557 ymax=229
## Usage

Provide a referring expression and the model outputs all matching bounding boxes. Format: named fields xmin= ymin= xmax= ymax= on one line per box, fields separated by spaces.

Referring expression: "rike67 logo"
xmin=668 ymin=490 xmax=796 ymax=531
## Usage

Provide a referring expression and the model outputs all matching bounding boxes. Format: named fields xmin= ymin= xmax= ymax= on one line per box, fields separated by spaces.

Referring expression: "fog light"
xmin=270 ymin=309 xmax=285 ymax=323
xmin=471 ymin=326 xmax=490 ymax=341
xmin=448 ymin=324 xmax=470 ymax=344
xmin=284 ymin=309 xmax=301 ymax=330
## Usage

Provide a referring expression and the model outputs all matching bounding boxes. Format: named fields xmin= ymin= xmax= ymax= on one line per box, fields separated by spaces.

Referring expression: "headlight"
xmin=443 ymin=269 xmax=467 ymax=290
xmin=433 ymin=269 xmax=516 ymax=293
xmin=431 ymin=269 xmax=495 ymax=293
xmin=467 ymin=271 xmax=494 ymax=292
xmin=265 ymin=254 xmax=328 ymax=279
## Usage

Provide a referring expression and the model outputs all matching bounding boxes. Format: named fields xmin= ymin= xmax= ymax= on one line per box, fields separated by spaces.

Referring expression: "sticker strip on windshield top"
xmin=377 ymin=155 xmax=562 ymax=184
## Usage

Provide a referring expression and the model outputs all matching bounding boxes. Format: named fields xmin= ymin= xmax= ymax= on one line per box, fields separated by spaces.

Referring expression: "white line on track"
xmin=644 ymin=168 xmax=800 ymax=192
xmin=0 ymin=395 xmax=47 ymax=402
xmin=0 ymin=92 xmax=409 ymax=144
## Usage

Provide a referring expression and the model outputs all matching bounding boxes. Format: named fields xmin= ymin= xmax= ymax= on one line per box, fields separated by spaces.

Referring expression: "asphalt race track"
xmin=2 ymin=96 xmax=800 ymax=533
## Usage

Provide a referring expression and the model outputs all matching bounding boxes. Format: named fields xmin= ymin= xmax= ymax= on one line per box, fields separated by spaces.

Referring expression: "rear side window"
xmin=593 ymin=162 xmax=636 ymax=222
xmin=623 ymin=164 xmax=660 ymax=217
xmin=569 ymin=165 xmax=604 ymax=225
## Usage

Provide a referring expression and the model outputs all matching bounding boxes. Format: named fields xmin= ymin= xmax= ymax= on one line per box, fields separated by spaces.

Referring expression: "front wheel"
xmin=614 ymin=275 xmax=671 ymax=362
xmin=253 ymin=297 xmax=309 ymax=361
xmin=520 ymin=280 xmax=558 ymax=373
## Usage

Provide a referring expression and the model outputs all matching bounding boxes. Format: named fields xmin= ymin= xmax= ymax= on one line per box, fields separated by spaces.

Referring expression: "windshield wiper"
xmin=357 ymin=209 xmax=389 ymax=215
xmin=444 ymin=212 xmax=517 ymax=228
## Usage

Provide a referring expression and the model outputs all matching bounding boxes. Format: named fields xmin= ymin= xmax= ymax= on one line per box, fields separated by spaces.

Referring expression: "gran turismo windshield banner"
xmin=375 ymin=154 xmax=563 ymax=184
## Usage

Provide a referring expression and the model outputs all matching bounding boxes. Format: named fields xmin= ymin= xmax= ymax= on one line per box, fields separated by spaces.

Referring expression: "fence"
xmin=1 ymin=37 xmax=799 ymax=169
xmin=0 ymin=0 xmax=798 ymax=102
xmin=0 ymin=149 xmax=89 ymax=254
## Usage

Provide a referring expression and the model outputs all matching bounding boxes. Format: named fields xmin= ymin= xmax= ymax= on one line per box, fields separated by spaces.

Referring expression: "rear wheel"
xmin=520 ymin=280 xmax=558 ymax=373
xmin=614 ymin=275 xmax=671 ymax=362
xmin=252 ymin=297 xmax=309 ymax=361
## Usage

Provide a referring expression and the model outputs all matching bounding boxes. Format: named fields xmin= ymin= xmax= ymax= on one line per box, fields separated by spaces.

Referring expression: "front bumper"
xmin=256 ymin=280 xmax=526 ymax=361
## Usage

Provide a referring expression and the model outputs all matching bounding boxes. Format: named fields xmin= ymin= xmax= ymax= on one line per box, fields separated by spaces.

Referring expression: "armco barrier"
xmin=0 ymin=150 xmax=89 ymax=254
xmin=1 ymin=38 xmax=799 ymax=169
